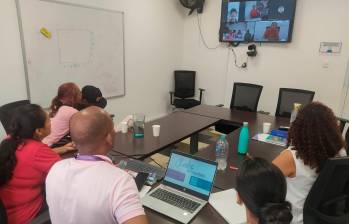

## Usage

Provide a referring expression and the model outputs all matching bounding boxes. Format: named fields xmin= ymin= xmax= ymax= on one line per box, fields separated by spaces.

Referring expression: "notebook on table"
xmin=209 ymin=188 xmax=246 ymax=224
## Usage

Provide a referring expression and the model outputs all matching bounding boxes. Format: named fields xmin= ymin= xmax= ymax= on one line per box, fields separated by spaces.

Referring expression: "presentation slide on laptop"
xmin=164 ymin=153 xmax=216 ymax=196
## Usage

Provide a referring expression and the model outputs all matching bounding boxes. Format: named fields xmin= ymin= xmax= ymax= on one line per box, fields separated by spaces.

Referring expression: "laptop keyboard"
xmin=150 ymin=188 xmax=201 ymax=213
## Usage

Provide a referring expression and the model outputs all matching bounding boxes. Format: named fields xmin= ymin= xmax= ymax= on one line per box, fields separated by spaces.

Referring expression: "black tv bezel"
xmin=219 ymin=0 xmax=297 ymax=44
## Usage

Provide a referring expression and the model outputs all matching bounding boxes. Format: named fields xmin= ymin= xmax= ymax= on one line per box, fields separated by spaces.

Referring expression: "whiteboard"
xmin=16 ymin=0 xmax=125 ymax=107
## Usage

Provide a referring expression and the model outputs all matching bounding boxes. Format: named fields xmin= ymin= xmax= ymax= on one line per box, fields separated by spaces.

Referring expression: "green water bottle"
xmin=238 ymin=122 xmax=249 ymax=154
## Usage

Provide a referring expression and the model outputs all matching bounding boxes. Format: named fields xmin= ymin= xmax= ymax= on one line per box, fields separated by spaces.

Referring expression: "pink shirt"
xmin=42 ymin=106 xmax=78 ymax=146
xmin=45 ymin=155 xmax=145 ymax=224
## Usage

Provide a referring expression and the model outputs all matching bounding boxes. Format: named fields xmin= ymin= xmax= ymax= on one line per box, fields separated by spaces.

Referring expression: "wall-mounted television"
xmin=219 ymin=0 xmax=297 ymax=43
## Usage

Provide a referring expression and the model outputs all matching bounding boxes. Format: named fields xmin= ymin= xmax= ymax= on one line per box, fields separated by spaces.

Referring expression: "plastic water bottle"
xmin=215 ymin=134 xmax=229 ymax=170
xmin=238 ymin=122 xmax=249 ymax=154
xmin=290 ymin=103 xmax=302 ymax=123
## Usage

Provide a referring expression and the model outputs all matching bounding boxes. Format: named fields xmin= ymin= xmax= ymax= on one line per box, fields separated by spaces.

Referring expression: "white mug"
xmin=263 ymin=122 xmax=271 ymax=134
xmin=152 ymin=125 xmax=160 ymax=137
xmin=120 ymin=121 xmax=128 ymax=134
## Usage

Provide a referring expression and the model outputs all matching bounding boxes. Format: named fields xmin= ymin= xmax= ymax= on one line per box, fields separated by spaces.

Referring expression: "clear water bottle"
xmin=215 ymin=134 xmax=229 ymax=170
xmin=238 ymin=122 xmax=249 ymax=155
xmin=290 ymin=103 xmax=302 ymax=123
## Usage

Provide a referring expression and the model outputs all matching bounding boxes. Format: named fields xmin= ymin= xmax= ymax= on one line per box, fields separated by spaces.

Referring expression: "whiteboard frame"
xmin=15 ymin=0 xmax=126 ymax=103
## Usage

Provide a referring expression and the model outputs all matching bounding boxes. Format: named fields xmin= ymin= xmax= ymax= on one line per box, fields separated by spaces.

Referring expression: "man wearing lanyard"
xmin=45 ymin=106 xmax=148 ymax=224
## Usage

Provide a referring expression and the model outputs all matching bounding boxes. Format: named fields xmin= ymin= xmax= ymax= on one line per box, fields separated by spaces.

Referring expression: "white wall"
xmin=0 ymin=0 xmax=186 ymax=137
xmin=181 ymin=0 xmax=349 ymax=116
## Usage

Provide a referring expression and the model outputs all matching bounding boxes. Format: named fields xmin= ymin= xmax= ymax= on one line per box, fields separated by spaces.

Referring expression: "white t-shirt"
xmin=286 ymin=148 xmax=347 ymax=224
xmin=46 ymin=155 xmax=145 ymax=224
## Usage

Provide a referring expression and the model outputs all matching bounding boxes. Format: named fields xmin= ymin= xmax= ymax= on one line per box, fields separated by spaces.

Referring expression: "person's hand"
xmin=62 ymin=142 xmax=76 ymax=152
xmin=54 ymin=142 xmax=76 ymax=155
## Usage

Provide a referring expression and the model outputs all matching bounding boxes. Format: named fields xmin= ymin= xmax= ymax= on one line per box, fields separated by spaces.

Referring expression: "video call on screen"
xmin=220 ymin=0 xmax=296 ymax=42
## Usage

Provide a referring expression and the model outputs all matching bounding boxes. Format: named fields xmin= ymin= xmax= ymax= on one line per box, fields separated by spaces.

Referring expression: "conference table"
xmin=111 ymin=111 xmax=219 ymax=159
xmin=110 ymin=104 xmax=290 ymax=223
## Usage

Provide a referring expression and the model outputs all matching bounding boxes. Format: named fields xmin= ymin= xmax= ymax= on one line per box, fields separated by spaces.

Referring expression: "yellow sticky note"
xmin=40 ymin=27 xmax=52 ymax=39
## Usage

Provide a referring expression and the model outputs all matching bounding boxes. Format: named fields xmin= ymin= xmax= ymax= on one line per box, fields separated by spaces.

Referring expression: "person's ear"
xmin=105 ymin=133 xmax=113 ymax=146
xmin=34 ymin=128 xmax=45 ymax=139
xmin=236 ymin=192 xmax=243 ymax=205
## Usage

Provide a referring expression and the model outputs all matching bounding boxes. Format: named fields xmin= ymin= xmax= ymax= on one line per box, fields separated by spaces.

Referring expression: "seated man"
xmin=46 ymin=106 xmax=148 ymax=224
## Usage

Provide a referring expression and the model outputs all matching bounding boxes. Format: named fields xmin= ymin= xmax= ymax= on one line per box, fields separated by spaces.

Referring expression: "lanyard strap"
xmin=75 ymin=154 xmax=107 ymax=162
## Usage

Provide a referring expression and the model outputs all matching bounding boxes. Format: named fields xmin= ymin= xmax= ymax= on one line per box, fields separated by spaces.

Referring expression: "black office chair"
xmin=275 ymin=88 xmax=315 ymax=118
xmin=0 ymin=199 xmax=7 ymax=224
xmin=170 ymin=70 xmax=205 ymax=109
xmin=215 ymin=82 xmax=263 ymax=134
xmin=341 ymin=124 xmax=349 ymax=156
xmin=303 ymin=157 xmax=349 ymax=224
xmin=0 ymin=100 xmax=30 ymax=134
xmin=30 ymin=210 xmax=51 ymax=224
xmin=335 ymin=117 xmax=349 ymax=155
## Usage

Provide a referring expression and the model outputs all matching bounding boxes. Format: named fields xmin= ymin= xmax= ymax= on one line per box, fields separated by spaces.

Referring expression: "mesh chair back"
xmin=275 ymin=88 xmax=315 ymax=118
xmin=230 ymin=82 xmax=263 ymax=112
xmin=304 ymin=157 xmax=349 ymax=224
xmin=174 ymin=71 xmax=195 ymax=99
xmin=0 ymin=100 xmax=30 ymax=134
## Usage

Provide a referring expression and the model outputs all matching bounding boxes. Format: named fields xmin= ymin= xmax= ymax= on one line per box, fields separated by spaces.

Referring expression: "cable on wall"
xmin=196 ymin=12 xmax=220 ymax=50
xmin=231 ymin=47 xmax=247 ymax=68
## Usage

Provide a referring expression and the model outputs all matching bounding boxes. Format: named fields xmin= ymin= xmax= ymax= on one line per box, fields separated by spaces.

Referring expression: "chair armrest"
xmin=169 ymin=91 xmax=174 ymax=105
xmin=216 ymin=104 xmax=224 ymax=107
xmin=30 ymin=210 xmax=50 ymax=224
xmin=198 ymin=88 xmax=205 ymax=103
xmin=337 ymin=117 xmax=349 ymax=132
xmin=337 ymin=117 xmax=349 ymax=123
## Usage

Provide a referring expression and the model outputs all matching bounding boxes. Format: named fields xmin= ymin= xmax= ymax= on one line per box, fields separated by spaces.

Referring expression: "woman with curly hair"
xmin=273 ymin=102 xmax=347 ymax=223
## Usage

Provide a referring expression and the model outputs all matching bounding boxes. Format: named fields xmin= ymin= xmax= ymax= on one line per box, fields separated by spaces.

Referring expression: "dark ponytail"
xmin=0 ymin=104 xmax=46 ymax=186
xmin=236 ymin=158 xmax=293 ymax=224
xmin=259 ymin=202 xmax=293 ymax=224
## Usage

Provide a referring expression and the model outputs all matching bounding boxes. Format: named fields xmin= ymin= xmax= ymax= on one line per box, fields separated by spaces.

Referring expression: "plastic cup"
xmin=133 ymin=113 xmax=145 ymax=138
xmin=152 ymin=125 xmax=160 ymax=137
xmin=120 ymin=121 xmax=128 ymax=134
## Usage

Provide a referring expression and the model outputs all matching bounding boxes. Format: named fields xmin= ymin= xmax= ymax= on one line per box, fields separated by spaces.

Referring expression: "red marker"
xmin=229 ymin=165 xmax=238 ymax=171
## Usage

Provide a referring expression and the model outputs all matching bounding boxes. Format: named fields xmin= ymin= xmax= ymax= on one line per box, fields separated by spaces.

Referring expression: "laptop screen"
xmin=163 ymin=151 xmax=217 ymax=200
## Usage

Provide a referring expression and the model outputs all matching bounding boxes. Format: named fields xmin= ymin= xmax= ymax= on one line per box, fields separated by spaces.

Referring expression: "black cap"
xmin=81 ymin=85 xmax=107 ymax=108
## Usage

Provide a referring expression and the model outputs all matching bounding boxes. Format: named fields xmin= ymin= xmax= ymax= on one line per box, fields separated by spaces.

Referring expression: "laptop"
xmin=142 ymin=151 xmax=218 ymax=224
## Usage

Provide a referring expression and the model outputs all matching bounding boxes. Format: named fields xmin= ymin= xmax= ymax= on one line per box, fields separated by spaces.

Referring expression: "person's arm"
xmin=52 ymin=142 xmax=76 ymax=155
xmin=113 ymin=174 xmax=147 ymax=224
xmin=122 ymin=215 xmax=148 ymax=224
xmin=272 ymin=149 xmax=296 ymax=177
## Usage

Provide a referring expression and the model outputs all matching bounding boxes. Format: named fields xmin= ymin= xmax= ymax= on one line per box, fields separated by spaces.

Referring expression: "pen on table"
xmin=229 ymin=165 xmax=238 ymax=171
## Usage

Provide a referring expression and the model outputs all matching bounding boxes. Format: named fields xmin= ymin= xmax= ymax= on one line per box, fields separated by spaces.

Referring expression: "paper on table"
xmin=209 ymin=189 xmax=246 ymax=224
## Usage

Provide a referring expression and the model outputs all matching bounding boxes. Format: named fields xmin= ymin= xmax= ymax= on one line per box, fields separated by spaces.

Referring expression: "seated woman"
xmin=42 ymin=82 xmax=81 ymax=147
xmin=80 ymin=85 xmax=107 ymax=109
xmin=0 ymin=104 xmax=74 ymax=223
xmin=273 ymin=102 xmax=347 ymax=223
xmin=236 ymin=157 xmax=293 ymax=224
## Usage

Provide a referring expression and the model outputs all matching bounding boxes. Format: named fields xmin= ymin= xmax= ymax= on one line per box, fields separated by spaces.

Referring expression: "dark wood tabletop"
xmin=111 ymin=111 xmax=219 ymax=159
xmin=184 ymin=104 xmax=286 ymax=126
xmin=188 ymin=104 xmax=290 ymax=190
